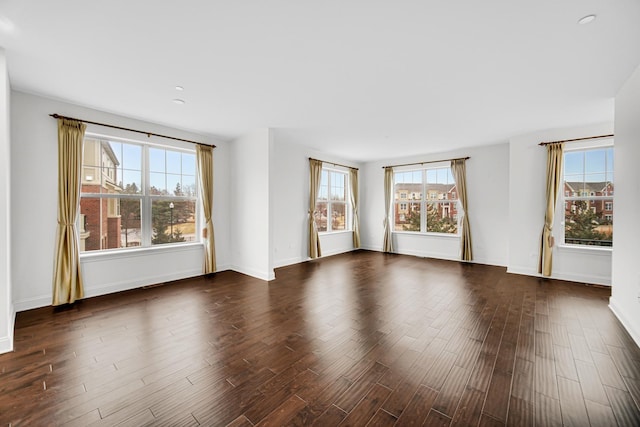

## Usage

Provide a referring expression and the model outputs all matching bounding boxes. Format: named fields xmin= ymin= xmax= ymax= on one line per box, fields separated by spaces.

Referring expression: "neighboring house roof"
xmin=395 ymin=183 xmax=456 ymax=191
xmin=565 ymin=181 xmax=613 ymax=193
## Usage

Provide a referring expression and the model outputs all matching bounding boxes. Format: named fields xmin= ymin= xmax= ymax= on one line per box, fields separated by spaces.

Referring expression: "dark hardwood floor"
xmin=1 ymin=250 xmax=639 ymax=426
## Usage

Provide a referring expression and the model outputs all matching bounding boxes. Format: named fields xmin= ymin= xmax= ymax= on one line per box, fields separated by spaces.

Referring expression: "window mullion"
xmin=421 ymin=170 xmax=426 ymax=233
xmin=142 ymin=145 xmax=152 ymax=247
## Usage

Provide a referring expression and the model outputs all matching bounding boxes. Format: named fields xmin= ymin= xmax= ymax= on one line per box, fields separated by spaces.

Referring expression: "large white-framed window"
xmin=561 ymin=141 xmax=613 ymax=248
xmin=315 ymin=167 xmax=350 ymax=233
xmin=79 ymin=135 xmax=198 ymax=253
xmin=393 ymin=165 xmax=459 ymax=234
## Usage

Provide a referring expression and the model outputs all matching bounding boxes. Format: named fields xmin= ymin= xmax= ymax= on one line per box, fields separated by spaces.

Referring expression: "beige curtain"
xmin=539 ymin=143 xmax=564 ymax=276
xmin=382 ymin=167 xmax=394 ymax=252
xmin=196 ymin=144 xmax=216 ymax=274
xmin=349 ymin=168 xmax=360 ymax=248
xmin=52 ymin=119 xmax=86 ymax=306
xmin=451 ymin=159 xmax=473 ymax=261
xmin=308 ymin=159 xmax=322 ymax=258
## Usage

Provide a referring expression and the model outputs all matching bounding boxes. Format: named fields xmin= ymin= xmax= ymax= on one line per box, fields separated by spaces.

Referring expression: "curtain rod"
xmin=382 ymin=156 xmax=470 ymax=169
xmin=309 ymin=157 xmax=359 ymax=170
xmin=49 ymin=114 xmax=216 ymax=148
xmin=538 ymin=134 xmax=613 ymax=146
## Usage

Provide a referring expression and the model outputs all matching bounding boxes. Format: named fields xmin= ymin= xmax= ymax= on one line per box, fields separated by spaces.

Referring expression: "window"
xmin=315 ymin=168 xmax=349 ymax=233
xmin=562 ymin=145 xmax=613 ymax=247
xmin=79 ymin=136 xmax=198 ymax=252
xmin=393 ymin=167 xmax=458 ymax=234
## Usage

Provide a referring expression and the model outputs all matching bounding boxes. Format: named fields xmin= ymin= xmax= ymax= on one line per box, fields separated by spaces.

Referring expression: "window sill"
xmin=556 ymin=244 xmax=612 ymax=256
xmin=80 ymin=242 xmax=204 ymax=262
xmin=393 ymin=231 xmax=460 ymax=239
xmin=319 ymin=230 xmax=353 ymax=236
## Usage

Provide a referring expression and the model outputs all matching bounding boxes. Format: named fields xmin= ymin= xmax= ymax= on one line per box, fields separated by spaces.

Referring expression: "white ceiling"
xmin=1 ymin=1 xmax=639 ymax=161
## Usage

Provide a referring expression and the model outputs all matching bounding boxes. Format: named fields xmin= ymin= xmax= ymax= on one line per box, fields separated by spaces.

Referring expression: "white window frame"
xmin=392 ymin=164 xmax=460 ymax=235
xmin=558 ymin=138 xmax=613 ymax=249
xmin=316 ymin=166 xmax=351 ymax=234
xmin=79 ymin=133 xmax=200 ymax=253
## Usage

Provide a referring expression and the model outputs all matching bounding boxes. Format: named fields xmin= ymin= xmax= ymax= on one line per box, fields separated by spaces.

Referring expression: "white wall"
xmin=0 ymin=49 xmax=14 ymax=354
xmin=508 ymin=123 xmax=613 ymax=285
xmin=10 ymin=91 xmax=230 ymax=311
xmin=611 ymin=64 xmax=640 ymax=346
xmin=270 ymin=132 xmax=361 ymax=269
xmin=360 ymin=143 xmax=510 ymax=267
xmin=230 ymin=128 xmax=273 ymax=280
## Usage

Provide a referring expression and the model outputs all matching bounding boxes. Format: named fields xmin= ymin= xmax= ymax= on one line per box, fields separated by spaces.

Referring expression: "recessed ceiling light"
xmin=172 ymin=99 xmax=185 ymax=105
xmin=175 ymin=86 xmax=184 ymax=91
xmin=578 ymin=14 xmax=596 ymax=25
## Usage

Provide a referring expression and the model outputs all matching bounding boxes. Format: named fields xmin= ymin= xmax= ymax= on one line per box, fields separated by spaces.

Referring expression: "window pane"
xmin=331 ymin=202 xmax=346 ymax=231
xmin=564 ymin=147 xmax=614 ymax=247
xmin=425 ymin=183 xmax=456 ymax=201
xmin=396 ymin=170 xmax=421 ymax=184
xmin=150 ymin=172 xmax=166 ymax=195
xmin=318 ymin=185 xmax=328 ymax=200
xmin=426 ymin=169 xmax=437 ymax=183
xmin=151 ymin=199 xmax=197 ymax=245
xmin=584 ymin=174 xmax=605 ymax=188
xmin=394 ymin=202 xmax=420 ymax=231
xmin=395 ymin=171 xmax=422 ymax=202
xmin=167 ymin=174 xmax=181 ymax=195
xmin=81 ymin=168 xmax=102 ymax=193
xmin=182 ymin=175 xmax=197 ymax=196
xmin=166 ymin=150 xmax=181 ymax=174
xmin=564 ymin=151 xmax=583 ymax=175
xmin=120 ymin=198 xmax=142 ymax=248
xmin=149 ymin=148 xmax=165 ymax=172
xmin=182 ymin=153 xmax=196 ymax=175
xmin=436 ymin=168 xmax=449 ymax=184
xmin=120 ymin=170 xmax=142 ymax=193
xmin=426 ymin=202 xmax=458 ymax=234
xmin=564 ymin=199 xmax=613 ymax=247
xmin=80 ymin=197 xmax=142 ymax=251
xmin=121 ymin=143 xmax=142 ymax=170
xmin=82 ymin=138 xmax=100 ymax=167
xmin=315 ymin=201 xmax=327 ymax=232
xmin=330 ymin=171 xmax=346 ymax=201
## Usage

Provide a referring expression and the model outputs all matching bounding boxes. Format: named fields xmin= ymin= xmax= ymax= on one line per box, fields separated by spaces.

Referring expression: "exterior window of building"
xmin=79 ymin=137 xmax=198 ymax=252
xmin=315 ymin=168 xmax=349 ymax=233
xmin=393 ymin=167 xmax=458 ymax=234
xmin=562 ymin=145 xmax=613 ymax=247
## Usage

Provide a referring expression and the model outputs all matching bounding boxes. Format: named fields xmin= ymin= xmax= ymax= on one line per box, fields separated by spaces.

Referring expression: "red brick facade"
xmin=80 ymin=184 xmax=122 ymax=251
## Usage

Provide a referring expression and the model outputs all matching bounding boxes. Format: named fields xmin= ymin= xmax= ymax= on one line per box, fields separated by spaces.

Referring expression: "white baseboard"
xmin=215 ymin=264 xmax=232 ymax=273
xmin=230 ymin=265 xmax=275 ymax=281
xmin=0 ymin=304 xmax=15 ymax=354
xmin=83 ymin=268 xmax=204 ymax=299
xmin=273 ymin=256 xmax=305 ymax=269
xmin=609 ymin=298 xmax=640 ymax=348
xmin=507 ymin=265 xmax=611 ymax=286
xmin=13 ymin=295 xmax=51 ymax=312
xmin=321 ymin=247 xmax=356 ymax=258
xmin=14 ymin=268 xmax=204 ymax=312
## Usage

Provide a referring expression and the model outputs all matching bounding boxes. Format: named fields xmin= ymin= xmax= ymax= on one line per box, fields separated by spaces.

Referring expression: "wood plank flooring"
xmin=1 ymin=250 xmax=639 ymax=426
